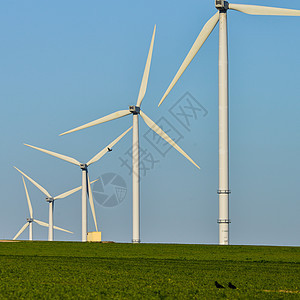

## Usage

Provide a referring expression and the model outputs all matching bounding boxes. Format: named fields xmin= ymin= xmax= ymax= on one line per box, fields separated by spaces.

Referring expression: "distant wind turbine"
xmin=158 ymin=0 xmax=300 ymax=245
xmin=13 ymin=176 xmax=73 ymax=240
xmin=59 ymin=25 xmax=200 ymax=243
xmin=14 ymin=167 xmax=85 ymax=241
xmin=24 ymin=126 xmax=132 ymax=242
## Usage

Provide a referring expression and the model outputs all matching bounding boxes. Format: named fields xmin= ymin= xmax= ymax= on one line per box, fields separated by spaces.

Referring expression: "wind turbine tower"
xmin=158 ymin=0 xmax=300 ymax=245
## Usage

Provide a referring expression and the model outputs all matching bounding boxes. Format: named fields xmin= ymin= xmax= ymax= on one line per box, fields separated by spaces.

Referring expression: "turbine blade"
xmin=54 ymin=179 xmax=98 ymax=200
xmin=136 ymin=25 xmax=156 ymax=107
xmin=87 ymin=126 xmax=132 ymax=166
xmin=53 ymin=185 xmax=82 ymax=200
xmin=33 ymin=219 xmax=49 ymax=228
xmin=228 ymin=4 xmax=300 ymax=16
xmin=24 ymin=143 xmax=81 ymax=166
xmin=158 ymin=12 xmax=219 ymax=107
xmin=140 ymin=111 xmax=200 ymax=169
xmin=34 ymin=219 xmax=73 ymax=234
xmin=53 ymin=225 xmax=73 ymax=234
xmin=90 ymin=179 xmax=99 ymax=185
xmin=14 ymin=167 xmax=51 ymax=198
xmin=60 ymin=110 xmax=131 ymax=136
xmin=22 ymin=176 xmax=33 ymax=219
xmin=87 ymin=173 xmax=98 ymax=232
xmin=13 ymin=222 xmax=29 ymax=240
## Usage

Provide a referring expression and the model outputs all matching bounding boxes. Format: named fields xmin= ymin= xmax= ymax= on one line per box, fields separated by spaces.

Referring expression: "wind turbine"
xmin=158 ymin=1 xmax=300 ymax=245
xmin=14 ymin=167 xmax=84 ymax=241
xmin=24 ymin=126 xmax=132 ymax=242
xmin=13 ymin=176 xmax=73 ymax=241
xmin=59 ymin=25 xmax=200 ymax=243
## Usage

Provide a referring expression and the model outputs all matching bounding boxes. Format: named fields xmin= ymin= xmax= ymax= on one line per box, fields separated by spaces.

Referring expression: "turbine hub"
xmin=26 ymin=218 xmax=33 ymax=223
xmin=215 ymin=0 xmax=228 ymax=11
xmin=46 ymin=197 xmax=54 ymax=203
xmin=80 ymin=163 xmax=88 ymax=170
xmin=129 ymin=105 xmax=140 ymax=114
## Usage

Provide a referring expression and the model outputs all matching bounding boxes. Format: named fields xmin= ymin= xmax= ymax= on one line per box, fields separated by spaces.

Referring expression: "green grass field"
xmin=0 ymin=242 xmax=299 ymax=299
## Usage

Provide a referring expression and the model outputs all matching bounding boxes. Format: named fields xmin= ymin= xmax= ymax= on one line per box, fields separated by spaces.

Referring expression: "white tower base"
xmin=87 ymin=231 xmax=102 ymax=242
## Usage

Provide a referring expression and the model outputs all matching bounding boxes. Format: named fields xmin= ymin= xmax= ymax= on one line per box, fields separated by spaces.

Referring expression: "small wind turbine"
xmin=13 ymin=176 xmax=72 ymax=241
xmin=158 ymin=1 xmax=300 ymax=245
xmin=14 ymin=167 xmax=84 ymax=241
xmin=59 ymin=25 xmax=200 ymax=243
xmin=24 ymin=126 xmax=132 ymax=242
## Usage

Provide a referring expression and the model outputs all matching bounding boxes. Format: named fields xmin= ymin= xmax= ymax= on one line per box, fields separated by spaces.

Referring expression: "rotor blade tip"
xmin=59 ymin=130 xmax=70 ymax=136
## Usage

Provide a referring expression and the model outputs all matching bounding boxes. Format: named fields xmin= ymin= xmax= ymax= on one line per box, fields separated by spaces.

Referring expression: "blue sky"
xmin=1 ymin=0 xmax=299 ymax=245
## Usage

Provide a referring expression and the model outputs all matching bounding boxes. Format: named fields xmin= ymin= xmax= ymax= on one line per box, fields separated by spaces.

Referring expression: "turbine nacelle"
xmin=215 ymin=0 xmax=228 ymax=11
xmin=80 ymin=163 xmax=88 ymax=170
xmin=46 ymin=197 xmax=54 ymax=203
xmin=129 ymin=106 xmax=140 ymax=114
xmin=26 ymin=218 xmax=33 ymax=223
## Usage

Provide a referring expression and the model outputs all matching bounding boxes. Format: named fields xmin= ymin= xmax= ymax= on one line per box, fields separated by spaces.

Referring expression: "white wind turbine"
xmin=14 ymin=167 xmax=84 ymax=241
xmin=158 ymin=0 xmax=300 ymax=245
xmin=24 ymin=126 xmax=132 ymax=242
xmin=59 ymin=25 xmax=200 ymax=243
xmin=13 ymin=176 xmax=73 ymax=241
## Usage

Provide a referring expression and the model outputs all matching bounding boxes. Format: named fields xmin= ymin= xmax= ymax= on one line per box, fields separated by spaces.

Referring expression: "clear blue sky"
xmin=1 ymin=0 xmax=299 ymax=245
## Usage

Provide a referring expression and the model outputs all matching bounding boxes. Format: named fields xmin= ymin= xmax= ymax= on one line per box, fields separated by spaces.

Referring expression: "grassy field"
xmin=0 ymin=242 xmax=299 ymax=299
